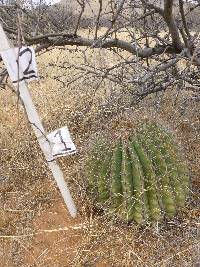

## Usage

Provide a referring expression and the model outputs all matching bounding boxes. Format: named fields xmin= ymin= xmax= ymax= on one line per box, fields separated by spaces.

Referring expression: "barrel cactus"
xmin=86 ymin=122 xmax=189 ymax=224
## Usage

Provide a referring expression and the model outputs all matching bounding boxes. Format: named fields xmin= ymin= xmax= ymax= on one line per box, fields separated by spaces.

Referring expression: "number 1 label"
xmin=47 ymin=126 xmax=77 ymax=159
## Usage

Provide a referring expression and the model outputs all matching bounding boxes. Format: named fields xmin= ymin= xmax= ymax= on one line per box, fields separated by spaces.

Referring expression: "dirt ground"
xmin=0 ymin=47 xmax=199 ymax=266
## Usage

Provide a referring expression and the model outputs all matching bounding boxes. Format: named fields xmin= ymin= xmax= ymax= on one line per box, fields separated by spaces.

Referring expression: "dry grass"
xmin=0 ymin=43 xmax=199 ymax=267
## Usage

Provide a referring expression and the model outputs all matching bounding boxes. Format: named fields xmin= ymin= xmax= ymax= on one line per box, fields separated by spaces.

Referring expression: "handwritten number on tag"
xmin=13 ymin=47 xmax=37 ymax=83
xmin=54 ymin=130 xmax=72 ymax=152
xmin=18 ymin=48 xmax=35 ymax=76
xmin=47 ymin=127 xmax=76 ymax=158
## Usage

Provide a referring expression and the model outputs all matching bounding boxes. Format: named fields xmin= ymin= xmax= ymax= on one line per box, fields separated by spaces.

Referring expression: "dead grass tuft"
xmin=0 ymin=47 xmax=199 ymax=267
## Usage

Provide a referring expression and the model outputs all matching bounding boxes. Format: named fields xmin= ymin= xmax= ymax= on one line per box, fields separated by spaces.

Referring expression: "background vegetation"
xmin=0 ymin=0 xmax=199 ymax=266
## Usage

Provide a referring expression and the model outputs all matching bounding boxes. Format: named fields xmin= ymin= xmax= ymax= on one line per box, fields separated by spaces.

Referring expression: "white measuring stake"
xmin=0 ymin=24 xmax=77 ymax=218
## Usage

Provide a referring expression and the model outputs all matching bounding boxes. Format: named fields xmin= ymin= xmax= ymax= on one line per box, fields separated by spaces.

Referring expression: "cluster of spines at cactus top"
xmin=87 ymin=122 xmax=189 ymax=224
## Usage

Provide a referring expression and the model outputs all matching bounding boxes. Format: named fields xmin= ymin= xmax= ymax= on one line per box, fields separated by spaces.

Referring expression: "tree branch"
xmin=178 ymin=0 xmax=190 ymax=38
xmin=74 ymin=0 xmax=85 ymax=35
xmin=141 ymin=0 xmax=164 ymax=15
xmin=26 ymin=33 xmax=176 ymax=58
xmin=95 ymin=0 xmax=102 ymax=40
xmin=164 ymin=0 xmax=183 ymax=51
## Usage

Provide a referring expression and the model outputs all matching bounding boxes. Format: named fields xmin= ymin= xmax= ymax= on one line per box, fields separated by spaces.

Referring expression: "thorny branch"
xmin=0 ymin=0 xmax=199 ymax=103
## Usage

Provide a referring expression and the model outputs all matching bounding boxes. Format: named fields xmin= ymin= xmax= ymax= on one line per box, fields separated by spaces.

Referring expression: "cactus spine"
xmin=128 ymin=143 xmax=143 ymax=224
xmin=138 ymin=134 xmax=176 ymax=218
xmin=110 ymin=141 xmax=123 ymax=209
xmin=132 ymin=138 xmax=161 ymax=221
xmin=86 ymin=123 xmax=189 ymax=224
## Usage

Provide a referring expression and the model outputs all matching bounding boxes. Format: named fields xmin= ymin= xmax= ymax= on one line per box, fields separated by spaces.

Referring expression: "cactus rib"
xmin=138 ymin=134 xmax=176 ymax=218
xmin=131 ymin=138 xmax=162 ymax=221
xmin=128 ymin=142 xmax=143 ymax=224
xmin=121 ymin=144 xmax=135 ymax=221
xmin=110 ymin=140 xmax=123 ymax=210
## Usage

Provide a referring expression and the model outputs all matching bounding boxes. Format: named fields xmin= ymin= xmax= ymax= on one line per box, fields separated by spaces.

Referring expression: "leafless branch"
xmin=94 ymin=0 xmax=102 ymax=40
xmin=74 ymin=0 xmax=85 ymax=35
xmin=1 ymin=0 xmax=200 ymax=103
xmin=179 ymin=0 xmax=190 ymax=38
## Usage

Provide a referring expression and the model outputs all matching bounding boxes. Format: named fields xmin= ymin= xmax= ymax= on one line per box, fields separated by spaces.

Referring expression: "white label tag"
xmin=47 ymin=126 xmax=77 ymax=159
xmin=0 ymin=46 xmax=38 ymax=85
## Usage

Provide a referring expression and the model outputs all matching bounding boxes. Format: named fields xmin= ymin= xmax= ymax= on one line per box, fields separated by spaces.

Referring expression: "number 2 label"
xmin=0 ymin=46 xmax=38 ymax=85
